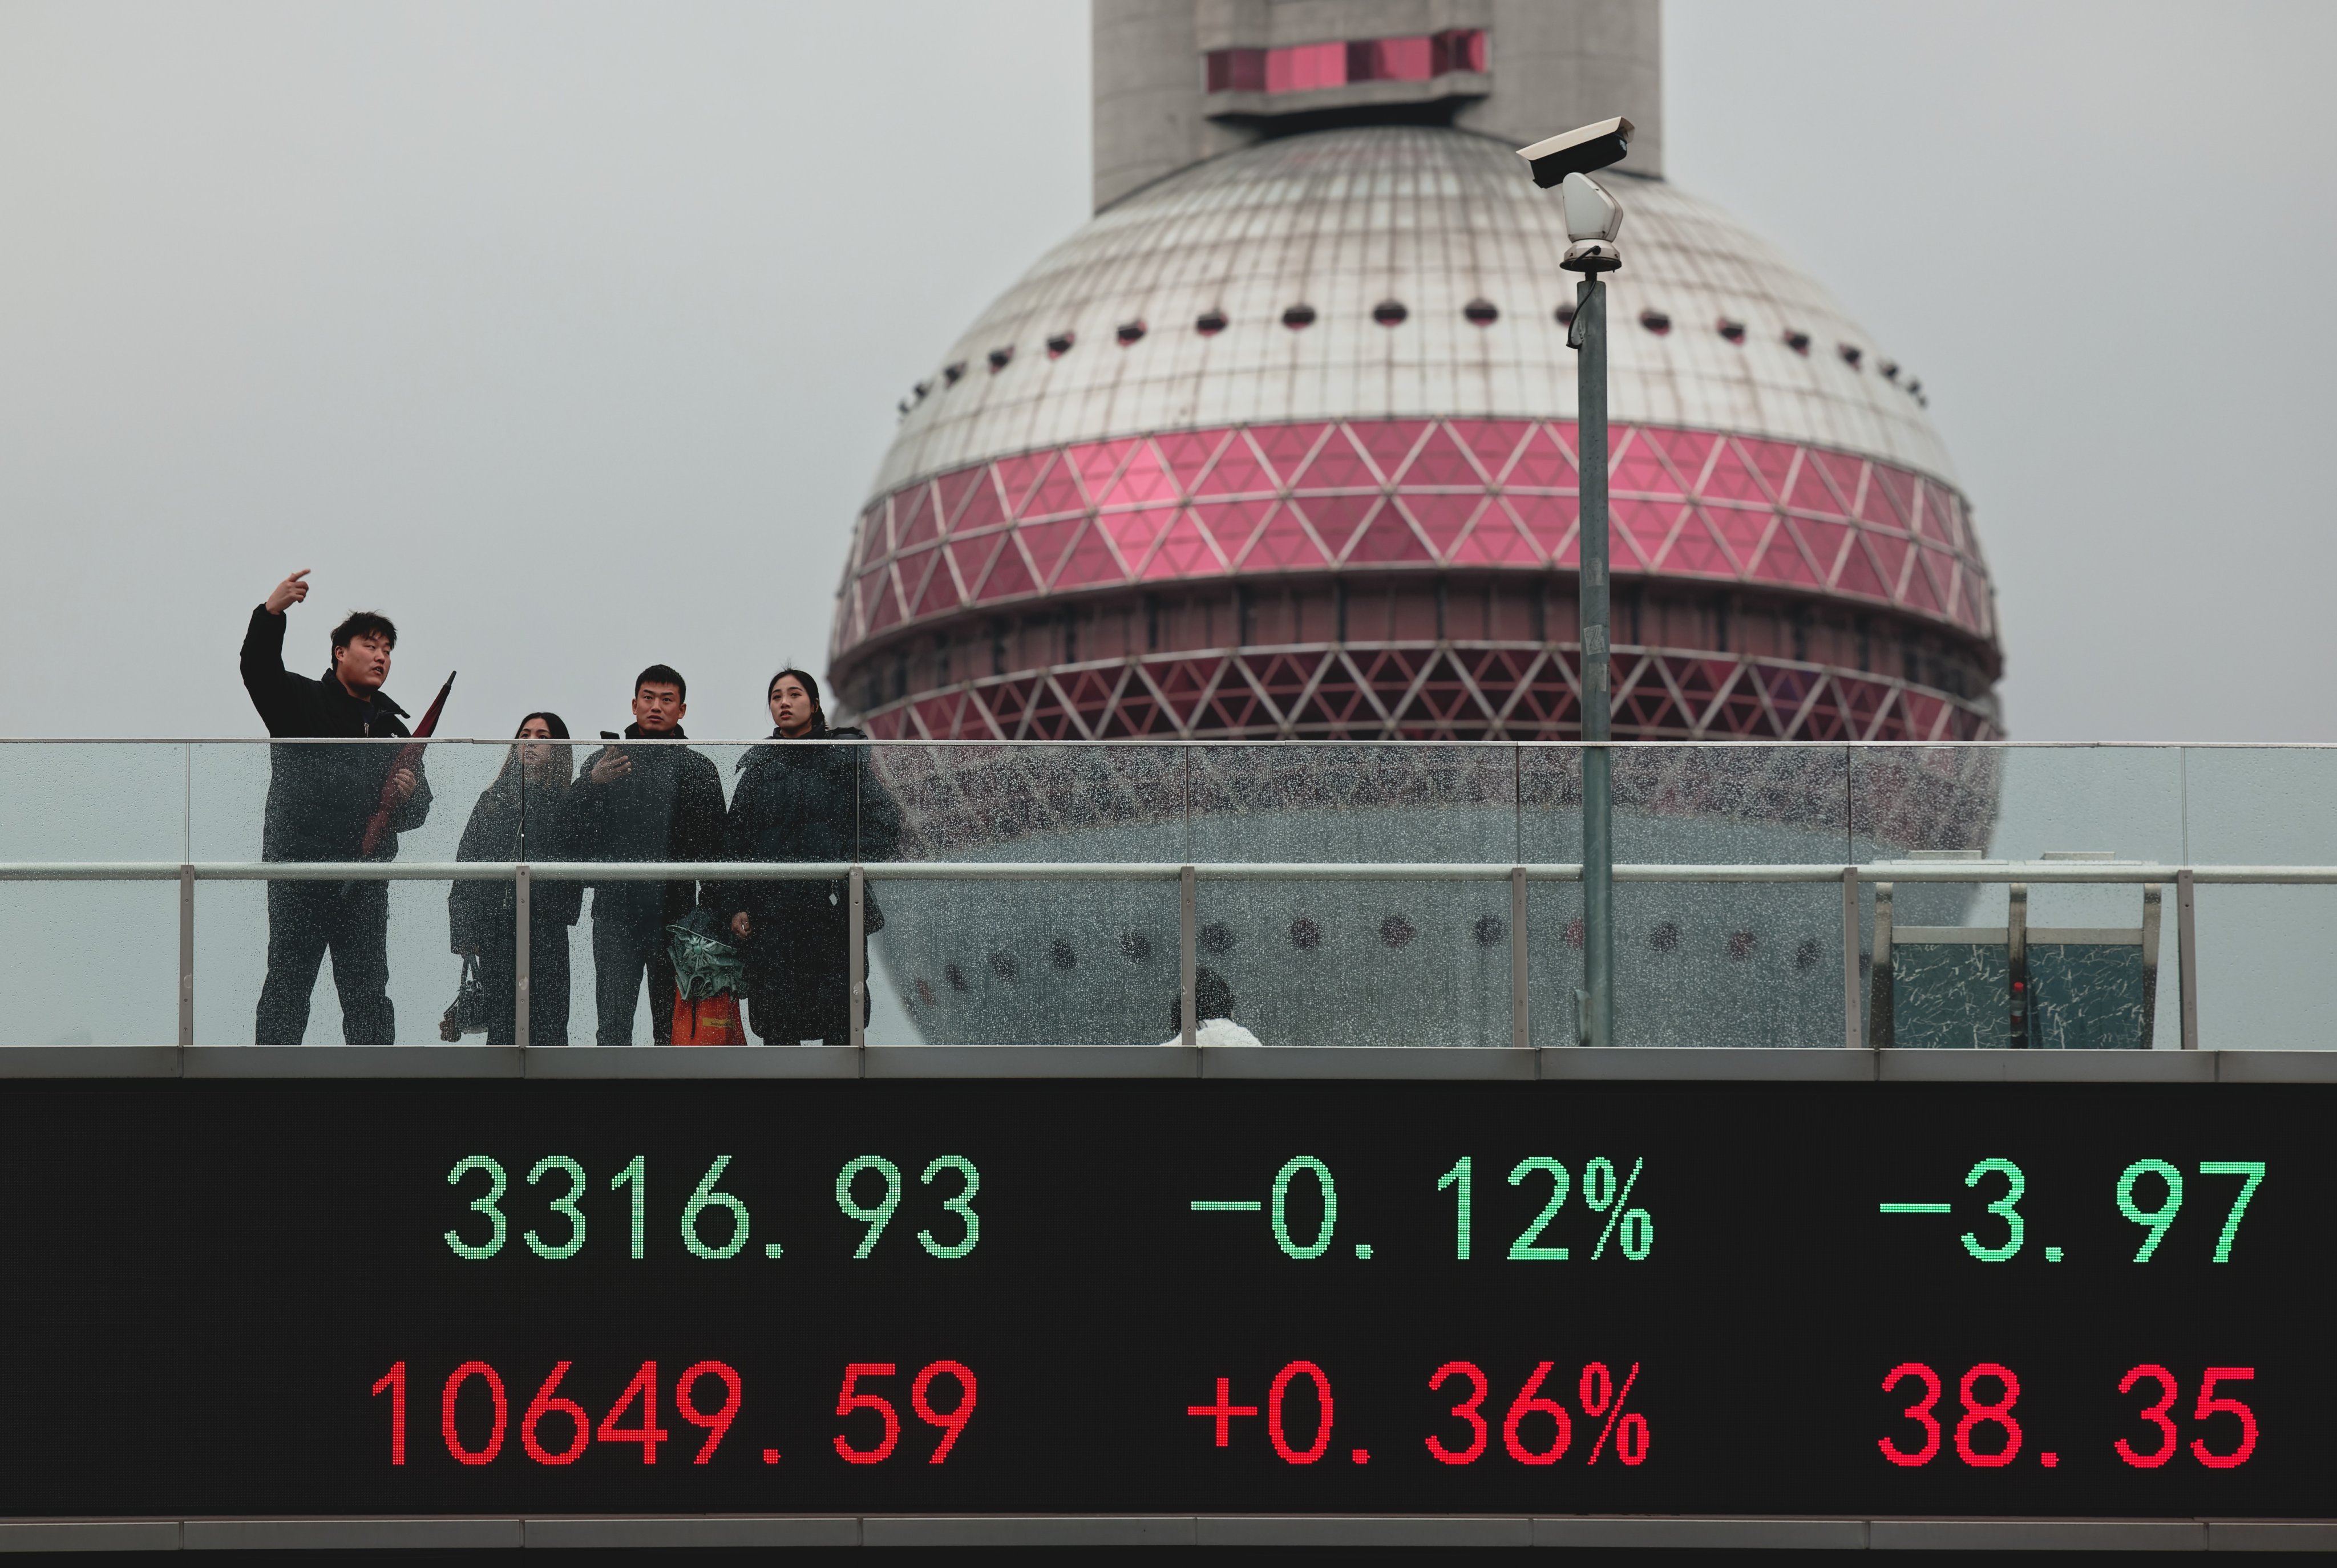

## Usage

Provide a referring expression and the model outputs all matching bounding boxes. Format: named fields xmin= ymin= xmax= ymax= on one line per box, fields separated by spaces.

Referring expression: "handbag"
xmin=439 ymin=954 xmax=493 ymax=1041
xmin=672 ymin=986 xmax=746 ymax=1045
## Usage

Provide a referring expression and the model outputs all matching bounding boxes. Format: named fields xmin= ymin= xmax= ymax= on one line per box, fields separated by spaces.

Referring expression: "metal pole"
xmin=1510 ymin=865 xmax=1529 ymax=1050
xmin=178 ymin=863 xmax=195 ymax=1047
xmin=1576 ymin=275 xmax=1614 ymax=1050
xmin=1179 ymin=864 xmax=1198 ymax=1050
xmin=848 ymin=866 xmax=866 ymax=1052
xmin=1841 ymin=866 xmax=1860 ymax=1050
xmin=2177 ymin=867 xmax=2199 ymax=1050
xmin=513 ymin=865 xmax=531 ymax=1047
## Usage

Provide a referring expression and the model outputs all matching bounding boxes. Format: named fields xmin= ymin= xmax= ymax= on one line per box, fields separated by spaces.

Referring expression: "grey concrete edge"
xmin=0 ymin=1519 xmax=181 ymax=1551
xmin=1869 ymin=1517 xmax=2208 ymax=1550
xmin=862 ymin=1044 xmax=1197 ymax=1079
xmin=1542 ymin=1046 xmax=1876 ymax=1081
xmin=525 ymin=1046 xmax=860 ymax=1080
xmin=181 ymin=1046 xmax=524 ymax=1079
xmin=1533 ymin=1516 xmax=1868 ymax=1549
xmin=2208 ymin=1520 xmax=2337 ymax=1550
xmin=1196 ymin=1515 xmax=1535 ymax=1546
xmin=864 ymin=1516 xmax=1196 ymax=1546
xmin=1880 ymin=1050 xmax=2216 ymax=1084
xmin=525 ymin=1516 xmax=862 ymax=1548
xmin=0 ymin=1046 xmax=179 ymax=1079
xmin=2215 ymin=1051 xmax=2337 ymax=1084
xmin=182 ymin=1516 xmax=528 ymax=1549
xmin=1204 ymin=1046 xmax=1538 ymax=1081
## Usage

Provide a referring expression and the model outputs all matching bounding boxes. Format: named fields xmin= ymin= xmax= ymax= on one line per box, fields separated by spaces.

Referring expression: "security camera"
xmin=1514 ymin=117 xmax=1634 ymax=189
xmin=1558 ymin=172 xmax=1624 ymax=273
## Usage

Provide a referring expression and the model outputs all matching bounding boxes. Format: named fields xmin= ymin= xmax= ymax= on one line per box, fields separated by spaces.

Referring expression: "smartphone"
xmin=600 ymin=731 xmax=621 ymax=740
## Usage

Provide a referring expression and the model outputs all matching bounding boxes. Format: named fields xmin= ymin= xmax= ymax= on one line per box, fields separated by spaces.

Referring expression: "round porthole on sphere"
xmin=1838 ymin=342 xmax=1864 ymax=369
xmin=1117 ymin=319 xmax=1147 ymax=346
xmin=1281 ymin=303 xmax=1317 ymax=330
xmin=1289 ymin=917 xmax=1322 ymax=950
xmin=987 ymin=346 xmax=1014 ymax=371
xmin=1473 ymin=914 xmax=1506 ymax=947
xmin=1380 ymin=913 xmax=1417 ymax=948
xmin=1716 ymin=318 xmax=1746 ymax=344
xmin=1555 ymin=303 xmax=1576 ymax=327
xmin=1195 ymin=309 xmax=1228 ymax=335
xmin=1649 ymin=921 xmax=1681 ymax=953
xmin=1463 ymin=298 xmax=1499 ymax=325
xmin=1120 ymin=931 xmax=1153 ymax=963
xmin=1199 ymin=922 xmax=1236 ymax=955
xmin=944 ymin=963 xmax=968 ymax=993
xmin=1727 ymin=931 xmax=1758 ymax=962
xmin=1372 ymin=299 xmax=1409 ymax=326
xmin=1783 ymin=330 xmax=1811 ymax=356
xmin=1050 ymin=938 xmax=1078 ymax=970
xmin=989 ymin=950 xmax=1020 ymax=980
xmin=1639 ymin=309 xmax=1672 ymax=336
xmin=1563 ymin=918 xmax=1585 ymax=950
xmin=1045 ymin=331 xmax=1075 ymax=358
xmin=1794 ymin=938 xmax=1821 ymax=972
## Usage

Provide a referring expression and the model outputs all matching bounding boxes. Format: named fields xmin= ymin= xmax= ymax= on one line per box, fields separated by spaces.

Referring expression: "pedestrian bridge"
xmin=2 ymin=739 xmax=2332 ymax=1058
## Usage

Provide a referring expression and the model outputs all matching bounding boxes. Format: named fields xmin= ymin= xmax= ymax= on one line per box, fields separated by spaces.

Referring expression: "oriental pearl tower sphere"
xmin=828 ymin=1 xmax=2002 ymax=1050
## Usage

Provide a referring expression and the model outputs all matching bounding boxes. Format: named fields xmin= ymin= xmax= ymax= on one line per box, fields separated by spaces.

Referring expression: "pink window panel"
xmin=1208 ymin=29 xmax=1483 ymax=96
xmin=1267 ymin=40 xmax=1345 ymax=92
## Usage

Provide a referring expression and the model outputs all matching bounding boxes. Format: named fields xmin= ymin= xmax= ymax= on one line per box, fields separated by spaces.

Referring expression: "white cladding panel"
xmin=872 ymin=126 xmax=1955 ymax=499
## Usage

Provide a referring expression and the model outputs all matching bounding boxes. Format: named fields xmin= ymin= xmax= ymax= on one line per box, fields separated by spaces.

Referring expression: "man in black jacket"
xmin=240 ymin=568 xmax=434 ymax=1043
xmin=567 ymin=666 xmax=726 ymax=1045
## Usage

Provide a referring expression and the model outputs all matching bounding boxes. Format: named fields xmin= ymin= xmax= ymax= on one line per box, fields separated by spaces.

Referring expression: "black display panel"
xmin=0 ymin=1075 xmax=2322 ymax=1521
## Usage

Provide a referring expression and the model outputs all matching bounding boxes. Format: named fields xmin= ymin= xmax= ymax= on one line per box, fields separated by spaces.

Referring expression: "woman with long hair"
xmin=448 ymin=712 xmax=582 ymax=1044
xmin=714 ymin=670 xmax=900 ymax=1044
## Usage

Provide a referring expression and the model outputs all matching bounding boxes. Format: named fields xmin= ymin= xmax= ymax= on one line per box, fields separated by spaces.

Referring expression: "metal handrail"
xmin=0 ymin=857 xmax=2247 ymax=1052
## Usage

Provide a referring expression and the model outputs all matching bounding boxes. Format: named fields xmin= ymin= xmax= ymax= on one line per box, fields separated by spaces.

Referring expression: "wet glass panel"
xmin=864 ymin=742 xmax=1187 ymax=1046
xmin=190 ymin=739 xmax=512 ymax=1046
xmin=2184 ymin=747 xmax=2337 ymax=1052
xmin=0 ymin=742 xmax=188 ymax=1045
xmin=1188 ymin=743 xmax=1518 ymax=1048
xmin=1854 ymin=745 xmax=2180 ymax=1050
xmin=1610 ymin=745 xmax=1850 ymax=1048
xmin=1519 ymin=744 xmax=1583 ymax=1047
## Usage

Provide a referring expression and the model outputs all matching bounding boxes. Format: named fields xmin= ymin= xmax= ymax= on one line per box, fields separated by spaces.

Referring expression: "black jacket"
xmin=567 ymin=724 xmax=727 ymax=923
xmin=448 ymin=766 xmax=584 ymax=953
xmin=239 ymin=603 xmax=433 ymax=862
xmin=714 ymin=724 xmax=900 ymax=978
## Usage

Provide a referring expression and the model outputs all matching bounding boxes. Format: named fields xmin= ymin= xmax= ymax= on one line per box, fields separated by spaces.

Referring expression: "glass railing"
xmin=2 ymin=740 xmax=2331 ymax=1050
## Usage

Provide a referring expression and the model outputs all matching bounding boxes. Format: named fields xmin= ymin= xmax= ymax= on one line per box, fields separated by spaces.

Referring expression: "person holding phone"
xmin=566 ymin=667 xmax=726 ymax=1045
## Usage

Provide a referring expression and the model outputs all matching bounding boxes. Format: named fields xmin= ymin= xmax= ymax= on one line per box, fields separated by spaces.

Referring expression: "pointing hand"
xmin=265 ymin=569 xmax=312 ymax=615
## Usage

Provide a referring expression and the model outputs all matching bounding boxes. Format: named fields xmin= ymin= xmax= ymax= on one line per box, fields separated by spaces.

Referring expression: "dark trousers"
xmin=592 ymin=905 xmax=676 ymax=1046
xmin=476 ymin=927 xmax=573 ymax=1047
xmin=257 ymin=879 xmax=393 ymax=1044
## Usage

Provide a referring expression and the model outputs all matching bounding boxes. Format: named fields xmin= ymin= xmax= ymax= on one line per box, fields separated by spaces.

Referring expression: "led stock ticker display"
xmin=0 ymin=1077 xmax=2322 ymax=1520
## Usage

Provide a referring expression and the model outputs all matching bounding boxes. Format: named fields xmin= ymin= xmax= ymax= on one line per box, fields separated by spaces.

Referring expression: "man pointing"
xmin=240 ymin=568 xmax=433 ymax=1043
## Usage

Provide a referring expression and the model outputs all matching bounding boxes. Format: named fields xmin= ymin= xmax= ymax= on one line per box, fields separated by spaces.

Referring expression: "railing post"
xmin=513 ymin=865 xmax=531 ymax=1048
xmin=178 ymin=863 xmax=195 ymax=1047
xmin=2177 ymin=868 xmax=2199 ymax=1050
xmin=2007 ymin=882 xmax=2029 ymax=1048
xmin=1841 ymin=866 xmax=1860 ymax=1050
xmin=848 ymin=866 xmax=866 ymax=1054
xmin=1179 ymin=865 xmax=1197 ymax=1050
xmin=1511 ymin=865 xmax=1529 ymax=1051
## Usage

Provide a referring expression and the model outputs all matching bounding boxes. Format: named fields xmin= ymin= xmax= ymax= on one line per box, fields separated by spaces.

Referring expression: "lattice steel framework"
xmin=831 ymin=418 xmax=2001 ymax=744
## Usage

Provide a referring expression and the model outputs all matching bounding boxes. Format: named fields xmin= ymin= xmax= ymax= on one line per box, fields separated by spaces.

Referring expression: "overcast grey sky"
xmin=3 ymin=1 xmax=2332 ymax=743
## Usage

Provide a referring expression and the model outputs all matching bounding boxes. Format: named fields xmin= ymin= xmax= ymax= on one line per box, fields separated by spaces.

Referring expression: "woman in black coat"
xmin=448 ymin=712 xmax=584 ymax=1044
xmin=717 ymin=671 xmax=900 ymax=1044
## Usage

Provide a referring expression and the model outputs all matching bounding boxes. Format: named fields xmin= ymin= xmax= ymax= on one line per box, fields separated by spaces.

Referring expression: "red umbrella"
xmin=358 ymin=671 xmax=455 ymax=858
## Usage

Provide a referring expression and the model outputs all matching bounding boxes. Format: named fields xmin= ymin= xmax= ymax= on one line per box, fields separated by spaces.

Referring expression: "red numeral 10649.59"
xmin=370 ymin=1360 xmax=975 ymax=1468
xmin=1879 ymin=1362 xmax=2256 ymax=1471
